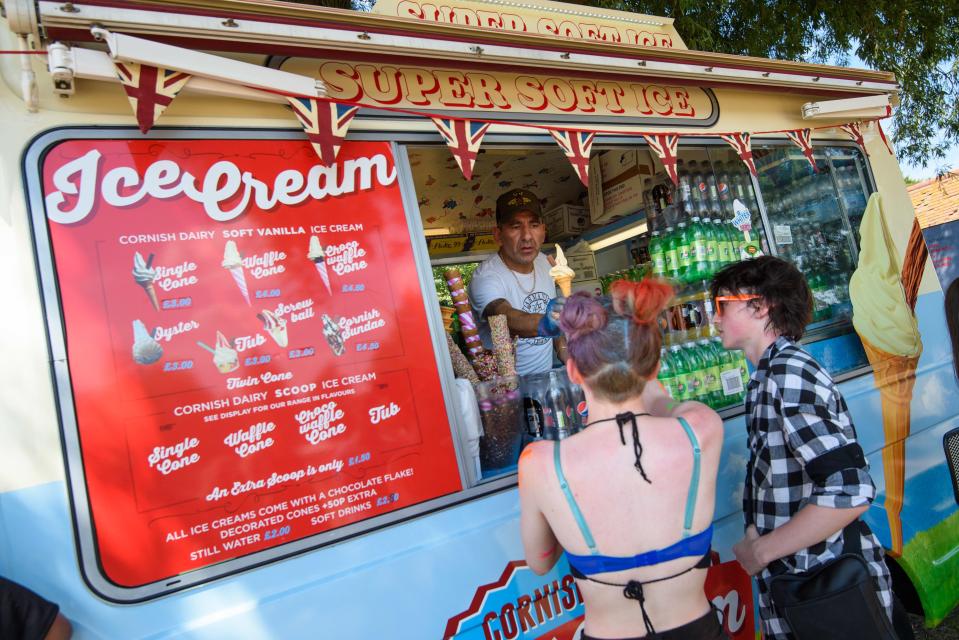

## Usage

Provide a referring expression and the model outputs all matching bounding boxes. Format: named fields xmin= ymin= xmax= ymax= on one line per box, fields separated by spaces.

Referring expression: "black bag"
xmin=767 ymin=523 xmax=898 ymax=640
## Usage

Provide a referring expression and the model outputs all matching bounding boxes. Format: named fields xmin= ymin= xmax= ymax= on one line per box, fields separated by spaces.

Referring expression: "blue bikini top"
xmin=555 ymin=415 xmax=713 ymax=577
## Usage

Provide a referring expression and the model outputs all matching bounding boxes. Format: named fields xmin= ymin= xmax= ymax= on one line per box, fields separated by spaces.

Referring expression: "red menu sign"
xmin=41 ymin=138 xmax=462 ymax=587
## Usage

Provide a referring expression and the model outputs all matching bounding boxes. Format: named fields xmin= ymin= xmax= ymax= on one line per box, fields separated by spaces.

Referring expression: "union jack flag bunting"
xmin=839 ymin=122 xmax=870 ymax=157
xmin=784 ymin=128 xmax=818 ymax=172
xmin=719 ymin=132 xmax=758 ymax=176
xmin=548 ymin=129 xmax=596 ymax=186
xmin=114 ymin=62 xmax=191 ymax=134
xmin=642 ymin=134 xmax=680 ymax=185
xmin=430 ymin=117 xmax=491 ymax=180
xmin=286 ymin=98 xmax=360 ymax=166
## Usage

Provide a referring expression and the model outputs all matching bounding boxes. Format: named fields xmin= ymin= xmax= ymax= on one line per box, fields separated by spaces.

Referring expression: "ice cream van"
xmin=1 ymin=0 xmax=957 ymax=637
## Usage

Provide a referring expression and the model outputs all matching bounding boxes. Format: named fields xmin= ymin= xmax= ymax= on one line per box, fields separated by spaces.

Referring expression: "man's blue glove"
xmin=537 ymin=297 xmax=565 ymax=338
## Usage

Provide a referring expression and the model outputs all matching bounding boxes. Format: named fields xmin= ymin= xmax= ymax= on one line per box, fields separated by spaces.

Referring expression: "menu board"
xmin=40 ymin=138 xmax=462 ymax=588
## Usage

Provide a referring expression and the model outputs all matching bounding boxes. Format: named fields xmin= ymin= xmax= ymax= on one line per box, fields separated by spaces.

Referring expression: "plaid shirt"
xmin=744 ymin=336 xmax=893 ymax=639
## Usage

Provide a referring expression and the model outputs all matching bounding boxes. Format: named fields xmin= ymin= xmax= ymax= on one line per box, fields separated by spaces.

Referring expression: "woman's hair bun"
xmin=610 ymin=278 xmax=674 ymax=325
xmin=559 ymin=292 xmax=608 ymax=341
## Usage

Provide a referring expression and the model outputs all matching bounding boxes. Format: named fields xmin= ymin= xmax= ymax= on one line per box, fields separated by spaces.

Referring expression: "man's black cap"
xmin=495 ymin=189 xmax=542 ymax=225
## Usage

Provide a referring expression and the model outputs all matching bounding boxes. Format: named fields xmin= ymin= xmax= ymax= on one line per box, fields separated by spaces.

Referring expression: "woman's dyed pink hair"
xmin=558 ymin=278 xmax=673 ymax=403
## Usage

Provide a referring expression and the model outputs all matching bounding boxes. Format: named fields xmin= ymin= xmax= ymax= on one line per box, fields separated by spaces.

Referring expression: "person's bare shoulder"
xmin=45 ymin=613 xmax=72 ymax=640
xmin=675 ymin=402 xmax=724 ymax=449
xmin=518 ymin=440 xmax=553 ymax=488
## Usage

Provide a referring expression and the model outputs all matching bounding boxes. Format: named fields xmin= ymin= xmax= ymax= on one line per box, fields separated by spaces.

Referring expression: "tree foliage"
xmin=597 ymin=0 xmax=958 ymax=169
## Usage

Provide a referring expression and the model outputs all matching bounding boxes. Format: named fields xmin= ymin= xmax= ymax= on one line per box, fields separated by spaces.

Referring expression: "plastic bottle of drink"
xmin=706 ymin=170 xmax=721 ymax=216
xmin=716 ymin=163 xmax=734 ymax=217
xmin=712 ymin=337 xmax=740 ymax=407
xmin=692 ymin=163 xmax=707 ymax=211
xmin=703 ymin=218 xmax=720 ymax=277
xmin=689 ymin=217 xmax=709 ymax=282
xmin=676 ymin=159 xmax=693 ymax=212
xmin=712 ymin=217 xmax=731 ymax=266
xmin=548 ymin=370 xmax=573 ymax=440
xmin=663 ymin=226 xmax=680 ymax=282
xmin=676 ymin=221 xmax=692 ymax=284
xmin=735 ymin=349 xmax=750 ymax=401
xmin=698 ymin=339 xmax=723 ymax=408
xmin=683 ymin=342 xmax=706 ymax=402
xmin=669 ymin=344 xmax=690 ymax=401
xmin=649 ymin=230 xmax=666 ymax=278
xmin=657 ymin=347 xmax=679 ymax=401
xmin=685 ymin=160 xmax=701 ymax=213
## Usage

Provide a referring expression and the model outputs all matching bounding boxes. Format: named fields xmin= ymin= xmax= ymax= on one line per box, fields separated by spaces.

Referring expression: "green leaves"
xmin=603 ymin=0 xmax=958 ymax=168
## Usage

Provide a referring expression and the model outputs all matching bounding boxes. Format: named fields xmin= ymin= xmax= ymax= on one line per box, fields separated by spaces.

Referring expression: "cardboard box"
xmin=588 ymin=149 xmax=654 ymax=224
xmin=566 ymin=251 xmax=598 ymax=283
xmin=570 ymin=278 xmax=602 ymax=296
xmin=544 ymin=204 xmax=589 ymax=241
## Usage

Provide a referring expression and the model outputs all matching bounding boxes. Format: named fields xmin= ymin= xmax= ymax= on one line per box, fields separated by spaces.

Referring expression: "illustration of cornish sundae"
xmin=258 ymin=309 xmax=288 ymax=347
xmin=198 ymin=331 xmax=240 ymax=373
xmin=549 ymin=244 xmax=576 ymax=296
xmin=308 ymin=235 xmax=332 ymax=296
xmin=849 ymin=193 xmax=923 ymax=556
xmin=222 ymin=241 xmax=250 ymax=305
xmin=321 ymin=313 xmax=345 ymax=356
xmin=131 ymin=319 xmax=163 ymax=365
xmin=132 ymin=252 xmax=159 ymax=311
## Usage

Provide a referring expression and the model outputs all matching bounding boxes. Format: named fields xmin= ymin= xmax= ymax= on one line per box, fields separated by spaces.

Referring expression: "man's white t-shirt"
xmin=467 ymin=252 xmax=557 ymax=376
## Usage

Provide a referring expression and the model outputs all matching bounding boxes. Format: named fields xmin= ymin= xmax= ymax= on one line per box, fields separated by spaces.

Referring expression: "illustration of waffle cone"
xmin=860 ymin=336 xmax=919 ymax=556
xmin=849 ymin=193 xmax=924 ymax=557
xmin=308 ymin=235 xmax=332 ymax=296
xmin=222 ymin=241 xmax=251 ymax=305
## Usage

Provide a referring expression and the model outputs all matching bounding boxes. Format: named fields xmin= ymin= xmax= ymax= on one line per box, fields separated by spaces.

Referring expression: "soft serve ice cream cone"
xmin=849 ymin=193 xmax=923 ymax=556
xmin=132 ymin=252 xmax=160 ymax=311
xmin=308 ymin=235 xmax=332 ymax=296
xmin=131 ymin=319 xmax=163 ymax=365
xmin=258 ymin=310 xmax=288 ymax=347
xmin=549 ymin=245 xmax=576 ymax=296
xmin=222 ymin=241 xmax=250 ymax=305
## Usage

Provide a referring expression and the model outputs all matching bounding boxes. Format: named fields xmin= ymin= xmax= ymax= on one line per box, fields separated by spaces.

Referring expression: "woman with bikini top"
xmin=518 ymin=278 xmax=727 ymax=640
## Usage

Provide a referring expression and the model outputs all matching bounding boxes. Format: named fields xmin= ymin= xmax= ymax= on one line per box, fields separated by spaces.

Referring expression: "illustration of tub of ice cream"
xmin=198 ymin=331 xmax=239 ymax=373
xmin=849 ymin=193 xmax=923 ymax=556
xmin=132 ymin=319 xmax=163 ymax=365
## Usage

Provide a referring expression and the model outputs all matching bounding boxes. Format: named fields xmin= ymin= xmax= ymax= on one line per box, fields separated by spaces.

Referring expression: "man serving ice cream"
xmin=468 ymin=188 xmax=569 ymax=376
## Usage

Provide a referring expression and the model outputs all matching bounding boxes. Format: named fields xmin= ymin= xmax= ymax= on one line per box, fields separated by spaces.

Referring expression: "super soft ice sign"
xmin=40 ymin=138 xmax=460 ymax=589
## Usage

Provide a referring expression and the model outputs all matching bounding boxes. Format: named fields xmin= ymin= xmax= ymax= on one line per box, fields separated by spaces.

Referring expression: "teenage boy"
xmin=711 ymin=256 xmax=902 ymax=639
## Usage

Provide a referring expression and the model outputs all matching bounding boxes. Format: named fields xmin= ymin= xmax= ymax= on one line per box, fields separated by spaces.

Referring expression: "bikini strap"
xmin=677 ymin=417 xmax=702 ymax=538
xmin=553 ymin=441 xmax=599 ymax=555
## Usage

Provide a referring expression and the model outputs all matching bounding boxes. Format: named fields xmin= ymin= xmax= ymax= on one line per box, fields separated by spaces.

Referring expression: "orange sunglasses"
xmin=714 ymin=294 xmax=761 ymax=317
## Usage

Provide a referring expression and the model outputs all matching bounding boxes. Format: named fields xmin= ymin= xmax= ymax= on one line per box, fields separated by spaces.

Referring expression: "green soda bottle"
xmin=704 ymin=218 xmax=720 ymax=277
xmin=736 ymin=349 xmax=751 ymax=401
xmin=712 ymin=337 xmax=740 ymax=407
xmin=714 ymin=217 xmax=732 ymax=266
xmin=698 ymin=339 xmax=723 ymax=408
xmin=649 ymin=231 xmax=666 ymax=278
xmin=689 ymin=217 xmax=709 ymax=283
xmin=664 ymin=226 xmax=680 ymax=282
xmin=669 ymin=344 xmax=690 ymax=401
xmin=676 ymin=221 xmax=693 ymax=284
xmin=657 ymin=346 xmax=679 ymax=400
xmin=683 ymin=342 xmax=706 ymax=402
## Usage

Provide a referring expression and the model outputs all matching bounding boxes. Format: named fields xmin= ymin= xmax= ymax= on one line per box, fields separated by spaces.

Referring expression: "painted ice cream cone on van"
xmin=849 ymin=193 xmax=922 ymax=556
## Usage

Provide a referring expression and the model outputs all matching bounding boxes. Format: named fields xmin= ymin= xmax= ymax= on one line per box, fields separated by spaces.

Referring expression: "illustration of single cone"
xmin=861 ymin=335 xmax=919 ymax=556
xmin=132 ymin=252 xmax=160 ymax=311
